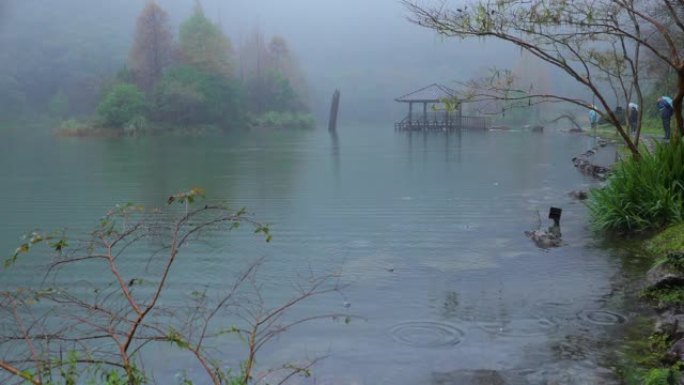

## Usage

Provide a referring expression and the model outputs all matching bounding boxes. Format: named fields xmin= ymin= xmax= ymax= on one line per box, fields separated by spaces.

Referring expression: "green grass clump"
xmin=588 ymin=119 xmax=661 ymax=141
xmin=644 ymin=367 xmax=680 ymax=385
xmin=588 ymin=141 xmax=684 ymax=233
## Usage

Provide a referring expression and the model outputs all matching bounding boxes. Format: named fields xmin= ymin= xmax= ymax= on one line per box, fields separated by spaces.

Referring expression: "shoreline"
xmin=576 ymin=139 xmax=684 ymax=384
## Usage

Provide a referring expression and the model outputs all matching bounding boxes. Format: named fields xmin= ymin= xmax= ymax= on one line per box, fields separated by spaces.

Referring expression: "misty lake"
xmin=0 ymin=127 xmax=635 ymax=384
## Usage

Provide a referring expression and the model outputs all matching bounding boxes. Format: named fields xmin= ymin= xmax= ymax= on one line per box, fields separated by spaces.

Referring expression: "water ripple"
xmin=477 ymin=317 xmax=558 ymax=337
xmin=577 ymin=310 xmax=627 ymax=326
xmin=389 ymin=321 xmax=465 ymax=348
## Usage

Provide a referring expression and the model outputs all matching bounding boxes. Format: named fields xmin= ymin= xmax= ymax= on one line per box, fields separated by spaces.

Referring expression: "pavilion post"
xmin=423 ymin=102 xmax=427 ymax=124
xmin=409 ymin=102 xmax=413 ymax=125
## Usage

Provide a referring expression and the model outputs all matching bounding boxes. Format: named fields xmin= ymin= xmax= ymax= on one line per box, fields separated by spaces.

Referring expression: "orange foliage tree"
xmin=129 ymin=1 xmax=174 ymax=92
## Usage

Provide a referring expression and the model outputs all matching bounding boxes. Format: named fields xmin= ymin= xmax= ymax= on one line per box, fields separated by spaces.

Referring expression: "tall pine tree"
xmin=179 ymin=2 xmax=233 ymax=77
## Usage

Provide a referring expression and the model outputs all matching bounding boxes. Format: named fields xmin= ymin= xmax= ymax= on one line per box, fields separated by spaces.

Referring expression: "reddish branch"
xmin=1 ymin=197 xmax=342 ymax=385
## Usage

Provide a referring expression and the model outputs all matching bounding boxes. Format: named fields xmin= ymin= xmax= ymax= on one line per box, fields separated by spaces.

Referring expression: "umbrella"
xmin=662 ymin=96 xmax=673 ymax=107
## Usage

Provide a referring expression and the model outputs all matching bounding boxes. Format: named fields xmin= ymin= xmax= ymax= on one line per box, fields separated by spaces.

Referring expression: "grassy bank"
xmin=588 ymin=118 xmax=665 ymax=142
xmin=614 ymin=225 xmax=684 ymax=384
xmin=617 ymin=318 xmax=681 ymax=385
xmin=54 ymin=112 xmax=316 ymax=138
xmin=585 ymin=139 xmax=684 ymax=383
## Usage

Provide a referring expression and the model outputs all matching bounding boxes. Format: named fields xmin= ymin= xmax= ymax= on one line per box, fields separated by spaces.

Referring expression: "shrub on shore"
xmin=250 ymin=111 xmax=316 ymax=130
xmin=97 ymin=83 xmax=148 ymax=128
xmin=589 ymin=141 xmax=684 ymax=233
xmin=55 ymin=118 xmax=122 ymax=138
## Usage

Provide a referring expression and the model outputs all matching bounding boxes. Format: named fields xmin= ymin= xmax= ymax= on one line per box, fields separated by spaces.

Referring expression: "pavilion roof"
xmin=395 ymin=83 xmax=458 ymax=103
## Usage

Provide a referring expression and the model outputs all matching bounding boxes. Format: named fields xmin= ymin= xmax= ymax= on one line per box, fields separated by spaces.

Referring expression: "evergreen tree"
xmin=155 ymin=66 xmax=244 ymax=128
xmin=179 ymin=3 xmax=233 ymax=77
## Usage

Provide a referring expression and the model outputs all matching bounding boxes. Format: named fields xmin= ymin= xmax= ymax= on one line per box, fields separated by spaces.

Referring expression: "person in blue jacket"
xmin=657 ymin=96 xmax=674 ymax=139
xmin=588 ymin=105 xmax=598 ymax=129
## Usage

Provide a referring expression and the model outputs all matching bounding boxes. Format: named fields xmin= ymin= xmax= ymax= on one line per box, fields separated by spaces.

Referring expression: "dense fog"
xmin=2 ymin=2 xmax=682 ymax=384
xmin=0 ymin=0 xmax=544 ymax=126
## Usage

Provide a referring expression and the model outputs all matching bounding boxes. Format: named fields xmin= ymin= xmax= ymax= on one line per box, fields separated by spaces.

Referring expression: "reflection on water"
xmin=330 ymin=130 xmax=340 ymax=181
xmin=405 ymin=130 xmax=463 ymax=165
xmin=0 ymin=127 xmax=627 ymax=384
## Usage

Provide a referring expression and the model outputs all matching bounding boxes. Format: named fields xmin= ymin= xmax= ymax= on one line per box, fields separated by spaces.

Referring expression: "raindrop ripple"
xmin=389 ymin=321 xmax=465 ymax=348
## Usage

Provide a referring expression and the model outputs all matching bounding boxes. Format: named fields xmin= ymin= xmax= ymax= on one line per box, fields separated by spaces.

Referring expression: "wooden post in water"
xmin=423 ymin=102 xmax=427 ymax=124
xmin=328 ymin=89 xmax=341 ymax=133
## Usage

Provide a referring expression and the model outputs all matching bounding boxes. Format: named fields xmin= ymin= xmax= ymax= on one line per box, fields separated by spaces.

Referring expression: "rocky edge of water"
xmin=571 ymin=144 xmax=611 ymax=180
xmin=644 ymin=253 xmax=684 ymax=368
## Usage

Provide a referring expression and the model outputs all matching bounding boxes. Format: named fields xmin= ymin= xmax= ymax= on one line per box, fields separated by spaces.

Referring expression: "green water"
xmin=0 ymin=127 xmax=630 ymax=384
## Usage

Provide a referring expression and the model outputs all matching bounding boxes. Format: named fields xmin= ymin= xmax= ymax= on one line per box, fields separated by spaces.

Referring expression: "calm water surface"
xmin=0 ymin=127 xmax=631 ymax=384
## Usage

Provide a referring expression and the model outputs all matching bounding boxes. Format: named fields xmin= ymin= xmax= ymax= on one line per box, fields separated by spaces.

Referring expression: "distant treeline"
xmin=1 ymin=1 xmax=314 ymax=132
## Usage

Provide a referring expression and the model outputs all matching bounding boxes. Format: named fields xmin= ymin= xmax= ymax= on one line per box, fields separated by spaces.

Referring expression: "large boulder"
xmin=669 ymin=338 xmax=684 ymax=361
xmin=568 ymin=190 xmax=589 ymax=200
xmin=571 ymin=148 xmax=610 ymax=180
xmin=655 ymin=310 xmax=684 ymax=339
xmin=523 ymin=124 xmax=544 ymax=132
xmin=525 ymin=228 xmax=563 ymax=249
xmin=646 ymin=263 xmax=684 ymax=290
xmin=644 ymin=261 xmax=684 ymax=312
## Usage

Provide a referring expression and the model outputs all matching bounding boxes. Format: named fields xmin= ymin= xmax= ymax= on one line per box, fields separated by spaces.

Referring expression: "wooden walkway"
xmin=395 ymin=114 xmax=489 ymax=132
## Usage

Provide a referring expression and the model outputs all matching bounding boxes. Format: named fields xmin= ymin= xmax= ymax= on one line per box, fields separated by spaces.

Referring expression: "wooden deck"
xmin=394 ymin=112 xmax=489 ymax=132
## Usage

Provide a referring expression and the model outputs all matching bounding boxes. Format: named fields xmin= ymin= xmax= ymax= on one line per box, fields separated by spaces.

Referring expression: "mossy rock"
xmin=655 ymin=310 xmax=684 ymax=340
xmin=647 ymin=224 xmax=684 ymax=256
xmin=643 ymin=253 xmax=684 ymax=313
xmin=642 ymin=283 xmax=684 ymax=311
xmin=643 ymin=260 xmax=684 ymax=312
xmin=647 ymin=262 xmax=684 ymax=290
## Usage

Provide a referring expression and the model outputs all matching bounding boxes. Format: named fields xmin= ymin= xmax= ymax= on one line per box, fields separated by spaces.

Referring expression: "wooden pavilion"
xmin=394 ymin=83 xmax=489 ymax=131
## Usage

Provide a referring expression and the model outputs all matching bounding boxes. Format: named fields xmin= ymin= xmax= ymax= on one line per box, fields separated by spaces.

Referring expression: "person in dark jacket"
xmin=657 ymin=97 xmax=674 ymax=139
xmin=628 ymin=103 xmax=639 ymax=134
xmin=615 ymin=106 xmax=625 ymax=125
